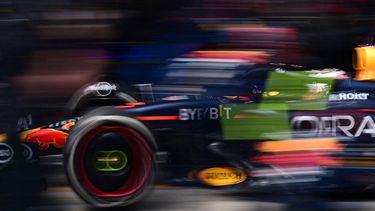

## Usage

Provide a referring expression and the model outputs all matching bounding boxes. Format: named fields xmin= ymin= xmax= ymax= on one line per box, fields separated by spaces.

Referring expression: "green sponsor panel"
xmin=220 ymin=104 xmax=291 ymax=140
xmin=220 ymin=70 xmax=335 ymax=140
xmin=261 ymin=71 xmax=334 ymax=110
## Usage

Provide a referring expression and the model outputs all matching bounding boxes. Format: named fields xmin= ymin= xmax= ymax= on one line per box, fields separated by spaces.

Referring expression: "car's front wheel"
xmin=64 ymin=111 xmax=156 ymax=207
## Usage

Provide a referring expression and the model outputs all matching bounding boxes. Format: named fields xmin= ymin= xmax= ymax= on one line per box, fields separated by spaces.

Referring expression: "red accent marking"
xmin=239 ymin=96 xmax=249 ymax=101
xmin=115 ymin=105 xmax=135 ymax=109
xmin=76 ymin=126 xmax=152 ymax=198
xmin=115 ymin=102 xmax=145 ymax=109
xmin=183 ymin=51 xmax=270 ymax=64
xmin=126 ymin=102 xmax=145 ymax=106
xmin=251 ymin=152 xmax=341 ymax=166
xmin=25 ymin=129 xmax=67 ymax=150
xmin=135 ymin=116 xmax=180 ymax=121
xmin=360 ymin=109 xmax=375 ymax=112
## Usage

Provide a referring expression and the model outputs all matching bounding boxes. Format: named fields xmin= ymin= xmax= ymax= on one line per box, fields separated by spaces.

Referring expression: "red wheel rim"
xmin=75 ymin=126 xmax=153 ymax=198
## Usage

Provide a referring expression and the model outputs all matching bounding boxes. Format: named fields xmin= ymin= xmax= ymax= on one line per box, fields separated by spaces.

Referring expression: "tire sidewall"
xmin=64 ymin=113 xmax=156 ymax=207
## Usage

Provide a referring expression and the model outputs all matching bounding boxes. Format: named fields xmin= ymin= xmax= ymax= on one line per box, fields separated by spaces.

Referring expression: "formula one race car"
xmin=4 ymin=46 xmax=375 ymax=208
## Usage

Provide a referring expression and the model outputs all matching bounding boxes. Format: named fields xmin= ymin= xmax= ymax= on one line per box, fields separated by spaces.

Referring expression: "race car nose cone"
xmin=93 ymin=150 xmax=127 ymax=172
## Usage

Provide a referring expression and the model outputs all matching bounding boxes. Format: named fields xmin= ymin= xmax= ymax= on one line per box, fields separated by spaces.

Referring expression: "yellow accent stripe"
xmin=19 ymin=128 xmax=40 ymax=141
xmin=344 ymin=160 xmax=375 ymax=166
xmin=0 ymin=133 xmax=7 ymax=142
xmin=97 ymin=157 xmax=119 ymax=162
xmin=47 ymin=186 xmax=72 ymax=191
xmin=256 ymin=138 xmax=341 ymax=152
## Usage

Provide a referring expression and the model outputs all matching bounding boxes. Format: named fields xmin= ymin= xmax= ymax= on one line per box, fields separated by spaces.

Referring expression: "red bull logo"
xmin=22 ymin=128 xmax=68 ymax=151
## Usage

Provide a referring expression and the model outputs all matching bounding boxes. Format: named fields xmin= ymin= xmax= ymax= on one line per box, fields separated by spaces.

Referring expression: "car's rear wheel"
xmin=66 ymin=81 xmax=139 ymax=117
xmin=64 ymin=112 xmax=156 ymax=207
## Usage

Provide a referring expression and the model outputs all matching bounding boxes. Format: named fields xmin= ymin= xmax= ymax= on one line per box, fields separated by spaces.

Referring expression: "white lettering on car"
xmin=355 ymin=116 xmax=375 ymax=137
xmin=179 ymin=108 xmax=219 ymax=120
xmin=179 ymin=109 xmax=190 ymax=121
xmin=223 ymin=107 xmax=232 ymax=120
xmin=292 ymin=115 xmax=375 ymax=137
xmin=328 ymin=93 xmax=369 ymax=101
xmin=86 ymin=82 xmax=117 ymax=97
xmin=210 ymin=107 xmax=219 ymax=119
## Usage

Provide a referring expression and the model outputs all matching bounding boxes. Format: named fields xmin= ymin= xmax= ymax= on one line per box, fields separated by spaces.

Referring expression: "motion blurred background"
xmin=1 ymin=0 xmax=375 ymax=210
xmin=1 ymin=0 xmax=374 ymax=110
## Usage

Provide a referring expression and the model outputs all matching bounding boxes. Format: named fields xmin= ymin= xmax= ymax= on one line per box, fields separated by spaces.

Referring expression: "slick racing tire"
xmin=64 ymin=108 xmax=156 ymax=208
xmin=66 ymin=81 xmax=138 ymax=117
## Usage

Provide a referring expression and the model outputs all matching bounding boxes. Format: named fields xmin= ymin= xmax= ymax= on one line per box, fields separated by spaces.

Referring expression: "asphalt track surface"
xmin=7 ymin=185 xmax=375 ymax=211
xmin=2 ymin=156 xmax=375 ymax=211
xmin=3 ymin=156 xmax=375 ymax=211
